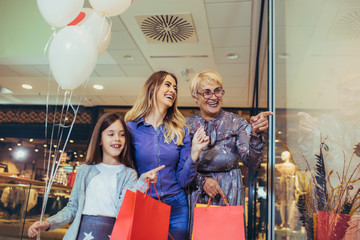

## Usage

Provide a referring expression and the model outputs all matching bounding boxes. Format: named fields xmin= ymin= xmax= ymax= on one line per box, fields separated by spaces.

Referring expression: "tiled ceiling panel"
xmin=210 ymin=27 xmax=251 ymax=47
xmin=205 ymin=1 xmax=252 ymax=28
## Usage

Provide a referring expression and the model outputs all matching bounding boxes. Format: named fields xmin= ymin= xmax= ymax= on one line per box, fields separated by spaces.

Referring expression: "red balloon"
xmin=67 ymin=11 xmax=86 ymax=26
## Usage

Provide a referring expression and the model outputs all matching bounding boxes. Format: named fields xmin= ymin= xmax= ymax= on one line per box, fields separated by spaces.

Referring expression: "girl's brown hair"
xmin=125 ymin=71 xmax=187 ymax=145
xmin=85 ymin=112 xmax=134 ymax=168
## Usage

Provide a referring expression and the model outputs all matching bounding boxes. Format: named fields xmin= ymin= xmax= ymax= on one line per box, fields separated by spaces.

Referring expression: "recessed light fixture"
xmin=93 ymin=84 xmax=104 ymax=90
xmin=22 ymin=84 xmax=32 ymax=89
xmin=70 ymin=140 xmax=74 ymax=143
xmin=226 ymin=53 xmax=239 ymax=60
xmin=123 ymin=55 xmax=134 ymax=61
xmin=278 ymin=53 xmax=289 ymax=59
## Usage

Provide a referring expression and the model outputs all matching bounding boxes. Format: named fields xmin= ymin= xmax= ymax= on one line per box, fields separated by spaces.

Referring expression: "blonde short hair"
xmin=190 ymin=70 xmax=223 ymax=98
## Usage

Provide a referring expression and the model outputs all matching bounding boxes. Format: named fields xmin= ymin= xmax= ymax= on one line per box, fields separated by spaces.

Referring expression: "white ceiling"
xmin=0 ymin=0 xmax=265 ymax=108
xmin=2 ymin=0 xmax=357 ymax=110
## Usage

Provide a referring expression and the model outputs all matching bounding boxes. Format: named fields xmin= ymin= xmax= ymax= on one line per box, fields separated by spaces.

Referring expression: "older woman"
xmin=186 ymin=70 xmax=272 ymax=236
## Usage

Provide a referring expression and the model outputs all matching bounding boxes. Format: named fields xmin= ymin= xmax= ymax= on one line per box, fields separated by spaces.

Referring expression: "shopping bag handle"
xmin=139 ymin=179 xmax=174 ymax=240
xmin=207 ymin=195 xmax=229 ymax=207
xmin=149 ymin=182 xmax=161 ymax=201
xmin=139 ymin=178 xmax=161 ymax=201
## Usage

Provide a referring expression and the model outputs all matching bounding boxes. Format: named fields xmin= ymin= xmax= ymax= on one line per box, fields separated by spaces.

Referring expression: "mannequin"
xmin=276 ymin=151 xmax=296 ymax=229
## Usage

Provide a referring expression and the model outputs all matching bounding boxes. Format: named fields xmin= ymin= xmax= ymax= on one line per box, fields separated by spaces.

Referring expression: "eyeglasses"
xmin=197 ymin=88 xmax=225 ymax=99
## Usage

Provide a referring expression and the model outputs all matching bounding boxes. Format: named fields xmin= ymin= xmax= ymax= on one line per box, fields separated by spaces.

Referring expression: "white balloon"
xmin=37 ymin=0 xmax=85 ymax=27
xmin=89 ymin=0 xmax=132 ymax=17
xmin=49 ymin=26 xmax=98 ymax=90
xmin=77 ymin=8 xmax=112 ymax=56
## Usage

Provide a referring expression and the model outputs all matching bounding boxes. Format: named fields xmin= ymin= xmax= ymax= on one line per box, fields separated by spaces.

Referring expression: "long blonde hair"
xmin=125 ymin=71 xmax=186 ymax=145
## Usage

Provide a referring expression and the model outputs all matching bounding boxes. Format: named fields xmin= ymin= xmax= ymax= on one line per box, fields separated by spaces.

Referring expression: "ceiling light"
xmin=278 ymin=53 xmax=289 ymax=59
xmin=93 ymin=84 xmax=104 ymax=90
xmin=123 ymin=55 xmax=134 ymax=61
xmin=17 ymin=141 xmax=22 ymax=146
xmin=43 ymin=144 xmax=47 ymax=147
xmin=226 ymin=53 xmax=239 ymax=60
xmin=22 ymin=84 xmax=32 ymax=89
xmin=14 ymin=148 xmax=27 ymax=160
xmin=0 ymin=138 xmax=4 ymax=141
xmin=29 ymin=138 xmax=34 ymax=142
xmin=8 ymin=147 xmax=12 ymax=151
xmin=74 ymin=152 xmax=77 ymax=155
xmin=53 ymin=145 xmax=57 ymax=148
xmin=69 ymin=140 xmax=74 ymax=143
xmin=80 ymin=154 xmax=84 ymax=158
xmin=34 ymin=147 xmax=39 ymax=152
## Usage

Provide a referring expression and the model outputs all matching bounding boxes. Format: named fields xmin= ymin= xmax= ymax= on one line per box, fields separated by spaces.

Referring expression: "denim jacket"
xmin=46 ymin=163 xmax=145 ymax=239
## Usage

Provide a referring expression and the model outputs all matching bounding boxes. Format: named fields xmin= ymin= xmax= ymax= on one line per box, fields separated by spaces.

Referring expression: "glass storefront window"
xmin=273 ymin=0 xmax=360 ymax=239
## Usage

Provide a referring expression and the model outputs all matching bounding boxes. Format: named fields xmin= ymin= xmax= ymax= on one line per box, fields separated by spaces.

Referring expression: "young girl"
xmin=125 ymin=71 xmax=209 ymax=240
xmin=28 ymin=112 xmax=163 ymax=239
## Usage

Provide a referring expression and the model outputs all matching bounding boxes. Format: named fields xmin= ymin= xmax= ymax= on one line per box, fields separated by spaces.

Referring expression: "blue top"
xmin=127 ymin=117 xmax=198 ymax=198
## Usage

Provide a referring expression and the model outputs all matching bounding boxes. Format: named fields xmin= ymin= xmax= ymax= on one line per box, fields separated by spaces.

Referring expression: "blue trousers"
xmin=161 ymin=190 xmax=189 ymax=240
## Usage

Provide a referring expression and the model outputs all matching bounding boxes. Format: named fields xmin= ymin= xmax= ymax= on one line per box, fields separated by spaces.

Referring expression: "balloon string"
xmin=104 ymin=16 xmax=112 ymax=43
xmin=43 ymin=26 xmax=56 ymax=56
xmin=40 ymin=85 xmax=60 ymax=227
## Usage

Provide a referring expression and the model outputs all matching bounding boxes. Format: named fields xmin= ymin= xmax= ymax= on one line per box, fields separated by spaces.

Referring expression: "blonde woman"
xmin=125 ymin=71 xmax=209 ymax=240
xmin=186 ymin=70 xmax=272 ymax=237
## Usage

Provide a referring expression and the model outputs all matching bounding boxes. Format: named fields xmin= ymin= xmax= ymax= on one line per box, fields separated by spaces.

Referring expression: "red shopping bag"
xmin=110 ymin=181 xmax=171 ymax=240
xmin=317 ymin=211 xmax=360 ymax=240
xmin=192 ymin=197 xmax=245 ymax=240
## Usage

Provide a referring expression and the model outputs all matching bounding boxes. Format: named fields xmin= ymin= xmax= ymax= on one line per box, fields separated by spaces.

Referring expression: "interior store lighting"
xmin=14 ymin=148 xmax=27 ymax=160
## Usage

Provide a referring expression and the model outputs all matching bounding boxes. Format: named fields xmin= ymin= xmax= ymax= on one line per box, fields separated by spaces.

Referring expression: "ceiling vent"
xmin=135 ymin=14 xmax=198 ymax=43
xmin=328 ymin=8 xmax=360 ymax=40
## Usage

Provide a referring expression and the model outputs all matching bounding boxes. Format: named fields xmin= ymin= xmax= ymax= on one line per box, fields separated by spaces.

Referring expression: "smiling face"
xmin=156 ymin=74 xmax=177 ymax=110
xmin=100 ymin=119 xmax=126 ymax=163
xmin=337 ymin=79 xmax=360 ymax=118
xmin=194 ymin=79 xmax=223 ymax=120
